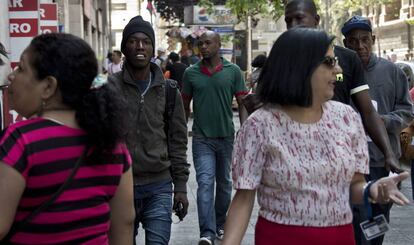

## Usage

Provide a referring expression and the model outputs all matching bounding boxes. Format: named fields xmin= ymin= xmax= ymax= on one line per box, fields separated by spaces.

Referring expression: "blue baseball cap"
xmin=341 ymin=15 xmax=372 ymax=36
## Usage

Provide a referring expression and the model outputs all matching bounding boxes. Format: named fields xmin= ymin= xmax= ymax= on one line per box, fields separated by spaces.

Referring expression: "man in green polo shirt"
xmin=182 ymin=31 xmax=248 ymax=245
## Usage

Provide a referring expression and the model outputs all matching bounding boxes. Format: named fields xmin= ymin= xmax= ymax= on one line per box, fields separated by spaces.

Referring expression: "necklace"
xmin=141 ymin=72 xmax=152 ymax=96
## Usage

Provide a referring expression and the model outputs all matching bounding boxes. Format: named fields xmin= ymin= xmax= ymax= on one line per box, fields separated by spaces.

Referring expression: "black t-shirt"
xmin=167 ymin=62 xmax=188 ymax=90
xmin=333 ymin=46 xmax=368 ymax=104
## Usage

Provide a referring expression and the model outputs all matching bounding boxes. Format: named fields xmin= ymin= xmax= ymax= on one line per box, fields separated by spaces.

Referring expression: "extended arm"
xmin=236 ymin=95 xmax=248 ymax=125
xmin=222 ymin=189 xmax=256 ymax=245
xmin=169 ymin=90 xmax=190 ymax=217
xmin=182 ymin=95 xmax=192 ymax=123
xmin=352 ymin=90 xmax=401 ymax=172
xmin=181 ymin=70 xmax=193 ymax=122
xmin=109 ymin=168 xmax=135 ymax=245
xmin=350 ymin=171 xmax=410 ymax=205
xmin=0 ymin=162 xmax=25 ymax=240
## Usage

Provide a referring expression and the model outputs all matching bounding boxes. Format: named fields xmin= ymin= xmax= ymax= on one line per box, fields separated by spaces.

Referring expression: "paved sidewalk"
xmin=137 ymin=114 xmax=414 ymax=245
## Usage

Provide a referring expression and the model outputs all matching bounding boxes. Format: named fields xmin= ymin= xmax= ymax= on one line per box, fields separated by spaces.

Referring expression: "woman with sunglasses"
xmin=222 ymin=28 xmax=410 ymax=245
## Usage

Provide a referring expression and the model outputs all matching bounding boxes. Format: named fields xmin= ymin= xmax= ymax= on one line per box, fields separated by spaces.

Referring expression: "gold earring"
xmin=37 ymin=100 xmax=46 ymax=116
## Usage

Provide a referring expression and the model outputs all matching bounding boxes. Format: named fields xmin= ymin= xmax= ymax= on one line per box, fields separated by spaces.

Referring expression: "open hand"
xmin=370 ymin=171 xmax=410 ymax=205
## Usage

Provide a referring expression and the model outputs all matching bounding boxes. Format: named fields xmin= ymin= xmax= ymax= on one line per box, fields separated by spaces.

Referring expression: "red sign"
xmin=39 ymin=3 xmax=58 ymax=34
xmin=9 ymin=19 xmax=39 ymax=37
xmin=40 ymin=3 xmax=57 ymax=20
xmin=8 ymin=0 xmax=38 ymax=11
xmin=40 ymin=26 xmax=58 ymax=34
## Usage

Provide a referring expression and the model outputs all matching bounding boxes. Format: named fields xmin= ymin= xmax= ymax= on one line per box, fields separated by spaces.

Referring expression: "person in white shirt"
xmin=108 ymin=50 xmax=123 ymax=75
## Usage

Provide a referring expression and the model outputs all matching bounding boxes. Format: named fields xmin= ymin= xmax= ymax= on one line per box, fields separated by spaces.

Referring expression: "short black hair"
xmin=286 ymin=0 xmax=318 ymax=16
xmin=257 ymin=27 xmax=334 ymax=107
xmin=0 ymin=42 xmax=7 ymax=65
xmin=181 ymin=55 xmax=190 ymax=66
xmin=113 ymin=50 xmax=122 ymax=57
xmin=169 ymin=52 xmax=179 ymax=62
xmin=252 ymin=54 xmax=266 ymax=68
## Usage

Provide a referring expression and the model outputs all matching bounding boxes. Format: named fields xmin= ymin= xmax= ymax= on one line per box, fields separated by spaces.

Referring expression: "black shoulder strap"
xmin=164 ymin=79 xmax=178 ymax=154
xmin=1 ymin=148 xmax=88 ymax=243
xmin=164 ymin=79 xmax=178 ymax=132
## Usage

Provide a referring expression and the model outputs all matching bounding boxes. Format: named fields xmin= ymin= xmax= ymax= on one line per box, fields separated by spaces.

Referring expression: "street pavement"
xmin=137 ymin=113 xmax=414 ymax=245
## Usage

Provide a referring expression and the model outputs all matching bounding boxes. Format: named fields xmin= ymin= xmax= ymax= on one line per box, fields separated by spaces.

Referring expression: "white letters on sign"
xmin=8 ymin=0 xmax=23 ymax=8
xmin=39 ymin=8 xmax=45 ymax=18
xmin=10 ymin=23 xmax=31 ymax=34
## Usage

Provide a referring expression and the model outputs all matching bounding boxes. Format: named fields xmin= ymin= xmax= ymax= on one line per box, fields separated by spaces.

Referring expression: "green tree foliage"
xmin=199 ymin=0 xmax=289 ymax=22
xmin=342 ymin=0 xmax=391 ymax=9
xmin=199 ymin=0 xmax=321 ymax=25
xmin=321 ymin=0 xmax=392 ymax=44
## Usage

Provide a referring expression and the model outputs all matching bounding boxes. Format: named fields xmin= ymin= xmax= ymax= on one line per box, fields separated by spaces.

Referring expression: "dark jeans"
xmin=352 ymin=167 xmax=393 ymax=245
xmin=133 ymin=180 xmax=173 ymax=245
xmin=192 ymin=135 xmax=233 ymax=239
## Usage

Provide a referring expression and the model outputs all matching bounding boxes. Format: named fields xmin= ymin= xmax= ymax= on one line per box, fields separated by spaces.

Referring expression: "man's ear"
xmin=343 ymin=38 xmax=349 ymax=48
xmin=315 ymin=14 xmax=321 ymax=26
xmin=41 ymin=76 xmax=59 ymax=100
xmin=372 ymin=35 xmax=376 ymax=45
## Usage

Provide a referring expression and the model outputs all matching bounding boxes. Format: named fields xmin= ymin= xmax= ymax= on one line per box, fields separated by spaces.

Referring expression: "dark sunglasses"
xmin=322 ymin=56 xmax=338 ymax=68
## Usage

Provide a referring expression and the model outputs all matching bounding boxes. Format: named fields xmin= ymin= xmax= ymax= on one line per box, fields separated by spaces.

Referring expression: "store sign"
xmin=10 ymin=19 xmax=38 ymax=37
xmin=212 ymin=26 xmax=234 ymax=33
xmin=40 ymin=3 xmax=58 ymax=34
xmin=185 ymin=5 xmax=237 ymax=25
xmin=8 ymin=0 xmax=39 ymax=69
xmin=8 ymin=0 xmax=38 ymax=11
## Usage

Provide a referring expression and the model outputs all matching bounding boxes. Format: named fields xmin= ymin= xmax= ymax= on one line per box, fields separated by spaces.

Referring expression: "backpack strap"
xmin=164 ymin=79 xmax=178 ymax=142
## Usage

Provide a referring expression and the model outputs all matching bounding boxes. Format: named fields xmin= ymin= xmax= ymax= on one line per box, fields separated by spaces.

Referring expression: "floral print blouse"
xmin=232 ymin=101 xmax=369 ymax=227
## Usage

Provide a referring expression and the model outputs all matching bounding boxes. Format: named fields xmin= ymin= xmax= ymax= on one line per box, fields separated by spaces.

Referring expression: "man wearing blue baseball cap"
xmin=342 ymin=15 xmax=414 ymax=245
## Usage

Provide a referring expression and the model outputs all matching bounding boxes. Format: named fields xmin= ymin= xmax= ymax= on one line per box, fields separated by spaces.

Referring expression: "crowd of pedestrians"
xmin=0 ymin=0 xmax=413 ymax=245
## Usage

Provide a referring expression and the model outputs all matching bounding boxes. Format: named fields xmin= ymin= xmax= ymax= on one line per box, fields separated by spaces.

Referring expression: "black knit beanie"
xmin=121 ymin=16 xmax=155 ymax=56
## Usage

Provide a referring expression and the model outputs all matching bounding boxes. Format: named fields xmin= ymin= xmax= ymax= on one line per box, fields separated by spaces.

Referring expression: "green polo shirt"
xmin=182 ymin=58 xmax=247 ymax=137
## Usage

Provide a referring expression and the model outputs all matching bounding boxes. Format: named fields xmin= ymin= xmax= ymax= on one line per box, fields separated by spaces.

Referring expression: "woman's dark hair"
xmin=0 ymin=42 xmax=7 ymax=65
xmin=113 ymin=50 xmax=122 ymax=58
xmin=257 ymin=27 xmax=334 ymax=107
xmin=252 ymin=54 xmax=266 ymax=68
xmin=28 ymin=33 xmax=126 ymax=155
xmin=106 ymin=51 xmax=113 ymax=63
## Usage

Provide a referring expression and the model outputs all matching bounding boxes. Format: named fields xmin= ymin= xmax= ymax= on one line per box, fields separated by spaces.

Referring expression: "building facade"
xmin=363 ymin=0 xmax=414 ymax=61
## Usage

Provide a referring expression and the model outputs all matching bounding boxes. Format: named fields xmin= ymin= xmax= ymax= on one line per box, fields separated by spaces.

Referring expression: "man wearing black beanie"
xmin=120 ymin=16 xmax=155 ymax=55
xmin=108 ymin=15 xmax=189 ymax=245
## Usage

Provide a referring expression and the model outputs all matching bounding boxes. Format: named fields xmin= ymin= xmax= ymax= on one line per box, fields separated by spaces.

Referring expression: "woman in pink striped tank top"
xmin=0 ymin=33 xmax=134 ymax=245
